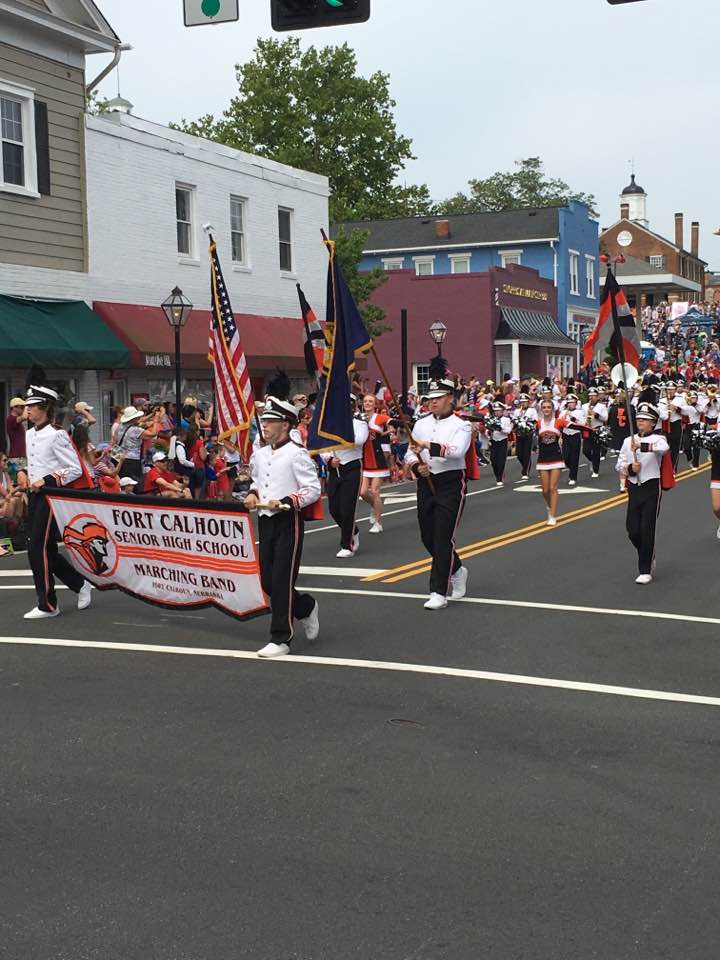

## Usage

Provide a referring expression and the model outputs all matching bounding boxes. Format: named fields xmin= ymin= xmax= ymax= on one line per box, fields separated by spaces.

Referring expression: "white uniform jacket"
xmin=321 ymin=417 xmax=370 ymax=466
xmin=27 ymin=423 xmax=83 ymax=487
xmin=616 ymin=433 xmax=669 ymax=485
xmin=249 ymin=439 xmax=321 ymax=517
xmin=405 ymin=413 xmax=472 ymax=476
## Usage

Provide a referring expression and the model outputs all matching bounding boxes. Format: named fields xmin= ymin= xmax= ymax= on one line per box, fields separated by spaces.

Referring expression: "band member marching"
xmin=581 ymin=387 xmax=608 ymax=478
xmin=616 ymin=400 xmax=670 ymax=585
xmin=323 ymin=394 xmax=369 ymax=558
xmin=404 ymin=359 xmax=472 ymax=611
xmin=512 ymin=392 xmax=537 ymax=481
xmin=681 ymin=388 xmax=703 ymax=471
xmin=661 ymin=382 xmax=684 ymax=470
xmin=536 ymin=398 xmax=567 ymax=526
xmin=23 ymin=384 xmax=93 ymax=619
xmin=488 ymin=401 xmax=513 ymax=486
xmin=245 ymin=392 xmax=321 ymax=658
xmin=560 ymin=393 xmax=583 ymax=486
xmin=701 ymin=426 xmax=720 ymax=538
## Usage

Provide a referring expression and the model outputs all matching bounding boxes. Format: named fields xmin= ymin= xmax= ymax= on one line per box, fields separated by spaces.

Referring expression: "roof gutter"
xmin=87 ymin=43 xmax=132 ymax=94
xmin=365 ymin=238 xmax=560 ymax=255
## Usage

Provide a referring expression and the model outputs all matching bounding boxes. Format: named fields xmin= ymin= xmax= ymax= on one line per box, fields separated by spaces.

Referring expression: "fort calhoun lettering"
xmin=46 ymin=493 xmax=268 ymax=620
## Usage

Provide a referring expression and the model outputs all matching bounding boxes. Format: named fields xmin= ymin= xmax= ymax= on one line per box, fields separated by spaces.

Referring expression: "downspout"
xmin=86 ymin=43 xmax=133 ymax=95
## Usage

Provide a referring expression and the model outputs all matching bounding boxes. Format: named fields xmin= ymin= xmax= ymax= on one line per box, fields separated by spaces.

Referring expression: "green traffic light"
xmin=323 ymin=0 xmax=345 ymax=6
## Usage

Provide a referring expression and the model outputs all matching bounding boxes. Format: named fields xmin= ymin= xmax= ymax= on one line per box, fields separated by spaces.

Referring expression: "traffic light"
xmin=271 ymin=0 xmax=370 ymax=32
xmin=606 ymin=1 xmax=648 ymax=4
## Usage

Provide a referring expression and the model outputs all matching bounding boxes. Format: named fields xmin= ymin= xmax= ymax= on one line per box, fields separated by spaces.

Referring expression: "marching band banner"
xmin=45 ymin=490 xmax=268 ymax=621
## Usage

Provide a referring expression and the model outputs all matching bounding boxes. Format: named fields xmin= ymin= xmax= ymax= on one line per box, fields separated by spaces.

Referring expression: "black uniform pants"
xmin=683 ymin=427 xmax=701 ymax=468
xmin=515 ymin=434 xmax=533 ymax=477
xmin=563 ymin=432 xmax=581 ymax=482
xmin=258 ymin=511 xmax=315 ymax=644
xmin=28 ymin=493 xmax=84 ymax=612
xmin=490 ymin=439 xmax=508 ymax=482
xmin=626 ymin=478 xmax=661 ymax=575
xmin=583 ymin=434 xmax=601 ymax=473
xmin=326 ymin=459 xmax=361 ymax=550
xmin=668 ymin=420 xmax=682 ymax=471
xmin=416 ymin=470 xmax=465 ymax=596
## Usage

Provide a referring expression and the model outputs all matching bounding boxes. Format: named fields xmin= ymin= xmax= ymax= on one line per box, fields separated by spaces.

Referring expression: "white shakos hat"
xmin=25 ymin=384 xmax=59 ymax=405
xmin=636 ymin=402 xmax=659 ymax=422
xmin=260 ymin=397 xmax=300 ymax=424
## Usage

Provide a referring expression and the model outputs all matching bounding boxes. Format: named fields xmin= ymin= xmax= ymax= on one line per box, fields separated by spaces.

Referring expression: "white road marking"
xmin=0 ymin=585 xmax=65 ymax=590
xmin=299 ymin=566 xmax=384 ymax=578
xmin=0 ymin=635 xmax=718 ymax=708
xmin=514 ymin=485 xmax=608 ymax=495
xmin=302 ymin=587 xmax=720 ymax=628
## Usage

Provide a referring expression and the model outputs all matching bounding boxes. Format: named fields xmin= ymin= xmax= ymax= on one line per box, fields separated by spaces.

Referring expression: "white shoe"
xmin=591 ymin=472 xmax=599 ymax=479
xmin=568 ymin=479 xmax=576 ymax=487
xmin=351 ymin=532 xmax=360 ymax=553
xmin=520 ymin=475 xmax=529 ymax=481
xmin=546 ymin=515 xmax=557 ymax=526
xmin=257 ymin=642 xmax=290 ymax=658
xmin=424 ymin=592 xmax=448 ymax=610
xmin=495 ymin=480 xmax=503 ymax=486
xmin=450 ymin=566 xmax=468 ymax=600
xmin=635 ymin=574 xmax=652 ymax=585
xmin=336 ymin=548 xmax=353 ymax=559
xmin=77 ymin=581 xmax=93 ymax=611
xmin=24 ymin=606 xmax=60 ymax=620
xmin=691 ymin=466 xmax=698 ymax=472
xmin=368 ymin=521 xmax=383 ymax=534
xmin=299 ymin=601 xmax=320 ymax=641
xmin=716 ymin=524 xmax=720 ymax=540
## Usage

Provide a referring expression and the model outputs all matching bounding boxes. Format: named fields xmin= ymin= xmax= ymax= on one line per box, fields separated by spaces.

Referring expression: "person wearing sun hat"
xmin=616 ymin=396 xmax=669 ymax=585
xmin=244 ymin=372 xmax=322 ymax=658
xmin=404 ymin=356 xmax=473 ymax=611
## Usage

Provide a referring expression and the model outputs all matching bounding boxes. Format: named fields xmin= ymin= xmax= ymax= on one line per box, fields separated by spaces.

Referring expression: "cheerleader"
xmin=536 ymin=398 xmax=566 ymax=525
xmin=512 ymin=393 xmax=537 ymax=480
xmin=360 ymin=393 xmax=395 ymax=534
xmin=703 ymin=429 xmax=720 ymax=539
xmin=488 ymin=401 xmax=513 ymax=485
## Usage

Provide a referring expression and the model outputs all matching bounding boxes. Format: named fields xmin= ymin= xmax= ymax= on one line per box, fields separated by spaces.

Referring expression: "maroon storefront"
xmin=364 ymin=264 xmax=576 ymax=393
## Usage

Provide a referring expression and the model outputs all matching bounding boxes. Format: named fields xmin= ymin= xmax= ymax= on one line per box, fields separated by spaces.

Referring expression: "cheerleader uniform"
xmin=536 ymin=417 xmax=567 ymax=471
xmin=711 ymin=449 xmax=720 ymax=491
xmin=362 ymin=412 xmax=391 ymax=479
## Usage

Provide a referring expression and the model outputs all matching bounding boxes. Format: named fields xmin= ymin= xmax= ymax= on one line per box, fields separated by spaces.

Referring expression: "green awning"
xmin=0 ymin=295 xmax=131 ymax=369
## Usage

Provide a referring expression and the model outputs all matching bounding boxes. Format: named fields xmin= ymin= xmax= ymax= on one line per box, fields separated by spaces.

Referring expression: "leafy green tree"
xmin=435 ymin=158 xmax=596 ymax=217
xmin=85 ymin=89 xmax=111 ymax=115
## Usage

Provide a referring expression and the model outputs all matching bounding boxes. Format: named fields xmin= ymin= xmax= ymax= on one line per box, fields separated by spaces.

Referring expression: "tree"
xmin=85 ymin=89 xmax=111 ymax=115
xmin=434 ymin=158 xmax=597 ymax=217
xmin=173 ymin=37 xmax=430 ymax=224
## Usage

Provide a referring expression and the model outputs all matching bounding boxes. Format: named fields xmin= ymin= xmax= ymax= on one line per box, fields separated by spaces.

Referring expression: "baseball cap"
xmin=119 ymin=477 xmax=138 ymax=487
xmin=152 ymin=451 xmax=167 ymax=462
xmin=75 ymin=401 xmax=93 ymax=413
xmin=10 ymin=397 xmax=25 ymax=408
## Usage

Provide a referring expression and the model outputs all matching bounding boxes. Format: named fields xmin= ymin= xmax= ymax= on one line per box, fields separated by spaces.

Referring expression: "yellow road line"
xmin=376 ymin=463 xmax=709 ymax=585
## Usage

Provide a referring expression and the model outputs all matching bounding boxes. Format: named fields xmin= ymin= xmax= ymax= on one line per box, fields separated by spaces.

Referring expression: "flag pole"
xmin=608 ymin=263 xmax=638 ymax=465
xmin=319 ymin=228 xmax=434 ymax=489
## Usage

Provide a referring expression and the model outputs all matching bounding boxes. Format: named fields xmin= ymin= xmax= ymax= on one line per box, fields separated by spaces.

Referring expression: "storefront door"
xmin=100 ymin=380 xmax=127 ymax=441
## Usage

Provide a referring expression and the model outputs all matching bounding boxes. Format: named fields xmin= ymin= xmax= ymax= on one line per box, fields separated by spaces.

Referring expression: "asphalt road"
xmin=3 ymin=451 xmax=720 ymax=959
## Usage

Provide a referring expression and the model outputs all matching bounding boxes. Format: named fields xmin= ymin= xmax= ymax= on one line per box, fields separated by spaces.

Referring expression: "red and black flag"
xmin=583 ymin=269 xmax=641 ymax=369
xmin=297 ymin=283 xmax=326 ymax=382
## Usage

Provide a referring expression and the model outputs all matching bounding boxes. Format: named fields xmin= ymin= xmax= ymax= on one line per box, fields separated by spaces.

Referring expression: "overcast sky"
xmin=94 ymin=0 xmax=720 ymax=269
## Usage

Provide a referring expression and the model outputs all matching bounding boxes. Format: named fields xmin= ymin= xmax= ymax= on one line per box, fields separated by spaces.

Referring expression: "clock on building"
xmin=617 ymin=230 xmax=633 ymax=247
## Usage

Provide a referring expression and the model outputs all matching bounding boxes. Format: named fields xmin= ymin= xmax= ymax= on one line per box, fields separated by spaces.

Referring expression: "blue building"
xmin=337 ymin=200 xmax=599 ymax=340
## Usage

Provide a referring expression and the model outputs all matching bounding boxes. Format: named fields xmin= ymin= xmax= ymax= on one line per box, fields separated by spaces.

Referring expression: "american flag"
xmin=207 ymin=238 xmax=255 ymax=457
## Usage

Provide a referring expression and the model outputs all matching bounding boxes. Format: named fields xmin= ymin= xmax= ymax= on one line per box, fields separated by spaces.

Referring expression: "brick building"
xmin=600 ymin=175 xmax=706 ymax=309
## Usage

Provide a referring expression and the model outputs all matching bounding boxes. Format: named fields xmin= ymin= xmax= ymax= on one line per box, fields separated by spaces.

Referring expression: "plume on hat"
xmin=429 ymin=355 xmax=449 ymax=381
xmin=265 ymin=368 xmax=291 ymax=402
xmin=25 ymin=364 xmax=47 ymax=389
xmin=638 ymin=387 xmax=659 ymax=405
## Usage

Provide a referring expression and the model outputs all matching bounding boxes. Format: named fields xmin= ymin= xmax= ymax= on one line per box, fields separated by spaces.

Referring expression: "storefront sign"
xmin=145 ymin=353 xmax=173 ymax=367
xmin=502 ymin=284 xmax=549 ymax=302
xmin=45 ymin=490 xmax=268 ymax=621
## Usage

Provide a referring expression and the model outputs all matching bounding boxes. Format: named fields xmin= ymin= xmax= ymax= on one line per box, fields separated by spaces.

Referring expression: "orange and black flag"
xmin=297 ymin=283 xmax=326 ymax=383
xmin=583 ymin=268 xmax=641 ymax=369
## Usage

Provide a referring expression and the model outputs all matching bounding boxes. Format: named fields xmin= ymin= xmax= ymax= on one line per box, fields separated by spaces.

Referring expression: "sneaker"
xmin=635 ymin=574 xmax=652 ymax=585
xmin=450 ymin=566 xmax=468 ymax=600
xmin=24 ymin=606 xmax=60 ymax=620
xmin=691 ymin=466 xmax=698 ymax=472
xmin=77 ymin=581 xmax=93 ymax=611
xmin=716 ymin=524 xmax=720 ymax=540
xmin=424 ymin=592 xmax=448 ymax=611
xmin=336 ymin=548 xmax=353 ymax=559
xmin=591 ymin=472 xmax=599 ymax=479
xmin=257 ymin=642 xmax=290 ymax=658
xmin=368 ymin=521 xmax=383 ymax=534
xmin=495 ymin=480 xmax=503 ymax=486
xmin=546 ymin=515 xmax=557 ymax=526
xmin=351 ymin=531 xmax=360 ymax=553
xmin=520 ymin=475 xmax=529 ymax=481
xmin=568 ymin=479 xmax=576 ymax=487
xmin=299 ymin=601 xmax=320 ymax=641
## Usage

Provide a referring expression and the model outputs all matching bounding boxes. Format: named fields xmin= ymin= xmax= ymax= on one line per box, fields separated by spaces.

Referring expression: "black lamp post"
xmin=161 ymin=286 xmax=193 ymax=430
xmin=429 ymin=319 xmax=447 ymax=357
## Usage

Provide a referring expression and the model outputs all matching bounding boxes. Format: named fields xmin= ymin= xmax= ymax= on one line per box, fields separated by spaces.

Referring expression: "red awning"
xmin=93 ymin=302 xmax=308 ymax=372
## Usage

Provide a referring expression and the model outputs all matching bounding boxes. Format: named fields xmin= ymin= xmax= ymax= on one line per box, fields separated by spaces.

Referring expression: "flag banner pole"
xmin=607 ymin=265 xmax=639 ymax=463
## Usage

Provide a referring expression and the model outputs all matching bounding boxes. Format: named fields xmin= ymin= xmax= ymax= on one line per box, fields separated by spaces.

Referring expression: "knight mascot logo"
xmin=62 ymin=515 xmax=118 ymax=577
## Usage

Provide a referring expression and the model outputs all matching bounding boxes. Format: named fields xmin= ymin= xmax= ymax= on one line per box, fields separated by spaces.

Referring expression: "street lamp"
xmin=429 ymin=319 xmax=447 ymax=357
xmin=161 ymin=286 xmax=193 ymax=430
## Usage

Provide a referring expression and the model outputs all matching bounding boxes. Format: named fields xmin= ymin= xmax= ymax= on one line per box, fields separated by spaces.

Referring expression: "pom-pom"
xmin=265 ymin=368 xmax=291 ymax=401
xmin=25 ymin=364 xmax=47 ymax=389
xmin=701 ymin=429 xmax=720 ymax=453
xmin=428 ymin=355 xmax=448 ymax=381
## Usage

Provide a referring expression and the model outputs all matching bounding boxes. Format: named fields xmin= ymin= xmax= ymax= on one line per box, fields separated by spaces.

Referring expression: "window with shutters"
xmin=0 ymin=79 xmax=39 ymax=197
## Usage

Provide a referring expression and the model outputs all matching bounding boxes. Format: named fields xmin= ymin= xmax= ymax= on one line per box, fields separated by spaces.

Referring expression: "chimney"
xmin=435 ymin=219 xmax=451 ymax=240
xmin=691 ymin=221 xmax=699 ymax=258
xmin=620 ymin=203 xmax=630 ymax=220
xmin=675 ymin=212 xmax=684 ymax=249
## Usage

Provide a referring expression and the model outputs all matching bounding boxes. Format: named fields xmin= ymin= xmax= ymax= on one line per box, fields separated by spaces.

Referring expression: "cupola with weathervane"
xmin=619 ymin=173 xmax=648 ymax=228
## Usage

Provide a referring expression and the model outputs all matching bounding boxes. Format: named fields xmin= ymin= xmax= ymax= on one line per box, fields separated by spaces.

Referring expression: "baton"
xmin=250 ymin=502 xmax=292 ymax=512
